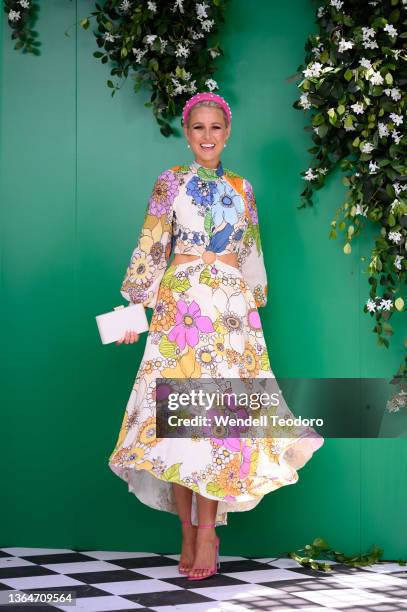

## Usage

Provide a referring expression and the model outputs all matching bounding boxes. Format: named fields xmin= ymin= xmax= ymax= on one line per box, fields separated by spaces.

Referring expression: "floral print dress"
xmin=108 ymin=159 xmax=324 ymax=526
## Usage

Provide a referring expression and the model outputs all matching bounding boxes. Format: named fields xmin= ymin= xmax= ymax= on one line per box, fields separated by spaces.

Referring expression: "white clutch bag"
xmin=96 ymin=303 xmax=149 ymax=345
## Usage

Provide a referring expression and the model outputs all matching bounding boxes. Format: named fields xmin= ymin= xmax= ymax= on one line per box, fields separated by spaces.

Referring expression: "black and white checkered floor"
xmin=1 ymin=547 xmax=406 ymax=611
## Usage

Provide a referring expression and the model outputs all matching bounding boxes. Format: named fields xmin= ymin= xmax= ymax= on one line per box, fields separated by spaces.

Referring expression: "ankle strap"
xmin=198 ymin=523 xmax=216 ymax=528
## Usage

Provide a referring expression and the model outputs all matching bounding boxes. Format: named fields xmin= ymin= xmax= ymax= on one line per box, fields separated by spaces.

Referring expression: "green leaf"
xmin=162 ymin=463 xmax=182 ymax=482
xmin=107 ymin=79 xmax=114 ymax=88
xmin=80 ymin=17 xmax=90 ymax=30
xmin=204 ymin=210 xmax=213 ymax=236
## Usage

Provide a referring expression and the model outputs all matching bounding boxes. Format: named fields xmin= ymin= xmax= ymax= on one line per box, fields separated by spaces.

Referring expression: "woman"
xmin=108 ymin=92 xmax=324 ymax=581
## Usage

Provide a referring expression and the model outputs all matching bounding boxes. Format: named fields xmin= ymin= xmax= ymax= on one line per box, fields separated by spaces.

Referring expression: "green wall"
xmin=1 ymin=0 xmax=406 ymax=559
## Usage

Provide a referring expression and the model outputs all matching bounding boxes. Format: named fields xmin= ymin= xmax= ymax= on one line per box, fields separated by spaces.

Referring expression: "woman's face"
xmin=184 ymin=106 xmax=231 ymax=169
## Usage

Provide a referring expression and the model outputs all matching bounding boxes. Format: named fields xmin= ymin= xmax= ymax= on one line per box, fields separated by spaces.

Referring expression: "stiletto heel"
xmin=178 ymin=519 xmax=195 ymax=575
xmin=187 ymin=523 xmax=220 ymax=581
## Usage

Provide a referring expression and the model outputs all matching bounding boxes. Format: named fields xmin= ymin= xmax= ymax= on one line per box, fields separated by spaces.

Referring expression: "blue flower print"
xmin=186 ymin=176 xmax=217 ymax=208
xmin=212 ymin=182 xmax=245 ymax=227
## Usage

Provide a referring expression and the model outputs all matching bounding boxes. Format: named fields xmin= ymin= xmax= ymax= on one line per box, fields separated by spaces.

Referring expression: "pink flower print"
xmin=168 ymin=300 xmax=215 ymax=350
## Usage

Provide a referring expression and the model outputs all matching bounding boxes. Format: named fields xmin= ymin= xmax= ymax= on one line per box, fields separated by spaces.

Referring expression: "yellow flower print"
xmin=127 ymin=252 xmax=155 ymax=287
xmin=161 ymin=345 xmax=202 ymax=378
xmin=150 ymin=287 xmax=177 ymax=332
xmin=243 ymin=342 xmax=260 ymax=376
xmin=139 ymin=214 xmax=171 ymax=262
xmin=138 ymin=417 xmax=159 ymax=448
xmin=212 ymin=334 xmax=226 ymax=361
xmin=217 ymin=456 xmax=243 ymax=496
xmin=225 ymin=348 xmax=242 ymax=369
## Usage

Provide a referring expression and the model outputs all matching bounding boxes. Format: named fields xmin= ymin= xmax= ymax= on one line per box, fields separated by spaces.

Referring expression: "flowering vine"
xmin=4 ymin=0 xmax=40 ymax=54
xmin=294 ymin=0 xmax=407 ymax=404
xmin=80 ymin=0 xmax=227 ymax=136
xmin=4 ymin=0 xmax=228 ymax=137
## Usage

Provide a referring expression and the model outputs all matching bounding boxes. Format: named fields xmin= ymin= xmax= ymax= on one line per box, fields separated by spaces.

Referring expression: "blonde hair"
xmin=186 ymin=100 xmax=229 ymax=127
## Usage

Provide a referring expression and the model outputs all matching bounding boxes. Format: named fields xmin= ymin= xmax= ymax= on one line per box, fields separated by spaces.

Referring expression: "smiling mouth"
xmin=200 ymin=144 xmax=216 ymax=150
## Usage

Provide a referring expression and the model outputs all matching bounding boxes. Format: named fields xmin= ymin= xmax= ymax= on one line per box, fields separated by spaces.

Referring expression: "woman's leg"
xmin=189 ymin=493 xmax=219 ymax=578
xmin=172 ymin=483 xmax=196 ymax=572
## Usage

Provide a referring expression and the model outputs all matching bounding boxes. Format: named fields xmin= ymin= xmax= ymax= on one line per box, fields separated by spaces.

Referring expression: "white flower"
xmin=366 ymin=298 xmax=376 ymax=313
xmin=378 ymin=122 xmax=389 ymax=137
xmin=379 ymin=299 xmax=393 ymax=311
xmin=394 ymin=255 xmax=404 ymax=271
xmin=159 ymin=38 xmax=168 ymax=54
xmin=390 ymin=199 xmax=400 ymax=213
xmin=390 ymin=113 xmax=403 ymax=126
xmin=173 ymin=0 xmax=184 ymax=12
xmin=175 ymin=43 xmax=190 ymax=58
xmin=313 ymin=126 xmax=320 ymax=135
xmin=147 ymin=1 xmax=157 ymax=11
xmin=303 ymin=62 xmax=323 ymax=78
xmin=388 ymin=230 xmax=402 ymax=244
xmin=188 ymin=80 xmax=197 ymax=94
xmin=392 ymin=129 xmax=401 ymax=145
xmin=132 ymin=48 xmax=146 ymax=63
xmin=351 ymin=102 xmax=364 ymax=115
xmin=208 ymin=48 xmax=220 ymax=59
xmin=196 ymin=2 xmax=209 ymax=19
xmin=8 ymin=9 xmax=21 ymax=21
xmin=361 ymin=142 xmax=374 ymax=154
xmin=303 ymin=168 xmax=318 ymax=181
xmin=146 ymin=34 xmax=157 ymax=45
xmin=201 ymin=19 xmax=214 ymax=32
xmin=299 ymin=93 xmax=311 ymax=109
xmin=189 ymin=29 xmax=204 ymax=40
xmin=205 ymin=78 xmax=218 ymax=91
xmin=170 ymin=78 xmax=186 ymax=96
xmin=355 ymin=203 xmax=368 ymax=216
xmin=359 ymin=57 xmax=372 ymax=70
xmin=362 ymin=27 xmax=375 ymax=40
xmin=317 ymin=6 xmax=325 ymax=17
xmin=369 ymin=71 xmax=384 ymax=86
xmin=104 ymin=33 xmax=116 ymax=43
xmin=338 ymin=39 xmax=354 ymax=53
xmin=369 ymin=160 xmax=379 ymax=173
xmin=330 ymin=0 xmax=343 ymax=9
xmin=318 ymin=167 xmax=328 ymax=175
xmin=119 ymin=0 xmax=131 ymax=11
xmin=344 ymin=122 xmax=356 ymax=132
xmin=393 ymin=182 xmax=407 ymax=197
xmin=383 ymin=88 xmax=401 ymax=101
xmin=19 ymin=0 xmax=30 ymax=8
xmin=363 ymin=40 xmax=379 ymax=50
xmin=384 ymin=24 xmax=398 ymax=37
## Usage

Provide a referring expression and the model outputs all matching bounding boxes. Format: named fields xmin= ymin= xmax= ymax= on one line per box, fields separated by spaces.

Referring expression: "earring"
xmin=187 ymin=143 xmax=191 ymax=148
xmin=224 ymin=142 xmax=228 ymax=147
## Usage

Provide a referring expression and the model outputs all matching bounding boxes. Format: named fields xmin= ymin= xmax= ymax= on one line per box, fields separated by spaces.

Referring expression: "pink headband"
xmin=182 ymin=92 xmax=232 ymax=125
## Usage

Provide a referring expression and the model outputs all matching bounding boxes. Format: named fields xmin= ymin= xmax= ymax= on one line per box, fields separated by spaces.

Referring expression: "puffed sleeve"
xmin=120 ymin=169 xmax=179 ymax=309
xmin=239 ymin=178 xmax=268 ymax=308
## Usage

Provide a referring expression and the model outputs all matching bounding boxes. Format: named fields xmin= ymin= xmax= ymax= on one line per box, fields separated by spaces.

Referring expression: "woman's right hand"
xmin=115 ymin=330 xmax=140 ymax=345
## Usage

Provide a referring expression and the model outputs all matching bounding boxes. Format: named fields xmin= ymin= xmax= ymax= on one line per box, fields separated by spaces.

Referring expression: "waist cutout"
xmin=172 ymin=250 xmax=240 ymax=270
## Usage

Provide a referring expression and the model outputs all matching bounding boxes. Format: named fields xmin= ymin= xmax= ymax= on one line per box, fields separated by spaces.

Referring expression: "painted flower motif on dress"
xmin=186 ymin=175 xmax=217 ymax=208
xmin=212 ymin=181 xmax=245 ymax=227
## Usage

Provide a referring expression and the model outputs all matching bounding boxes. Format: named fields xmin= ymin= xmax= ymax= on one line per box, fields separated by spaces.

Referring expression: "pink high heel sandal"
xmin=178 ymin=519 xmax=196 ymax=575
xmin=187 ymin=523 xmax=220 ymax=581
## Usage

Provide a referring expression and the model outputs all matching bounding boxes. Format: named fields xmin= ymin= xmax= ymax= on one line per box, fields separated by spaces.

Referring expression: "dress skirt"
xmin=108 ymin=257 xmax=324 ymax=526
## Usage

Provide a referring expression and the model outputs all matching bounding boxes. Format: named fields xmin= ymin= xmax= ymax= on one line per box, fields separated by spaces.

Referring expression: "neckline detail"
xmin=190 ymin=159 xmax=224 ymax=180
